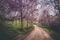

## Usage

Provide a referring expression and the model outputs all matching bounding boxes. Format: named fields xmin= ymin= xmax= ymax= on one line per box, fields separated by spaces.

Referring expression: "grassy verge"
xmin=36 ymin=24 xmax=60 ymax=40
xmin=0 ymin=20 xmax=33 ymax=40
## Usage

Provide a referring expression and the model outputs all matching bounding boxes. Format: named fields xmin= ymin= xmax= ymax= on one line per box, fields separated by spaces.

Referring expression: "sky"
xmin=36 ymin=0 xmax=56 ymax=16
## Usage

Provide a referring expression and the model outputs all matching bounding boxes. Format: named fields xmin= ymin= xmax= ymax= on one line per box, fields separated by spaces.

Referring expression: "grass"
xmin=0 ymin=20 xmax=33 ymax=40
xmin=5 ymin=21 xmax=31 ymax=29
xmin=36 ymin=23 xmax=60 ymax=40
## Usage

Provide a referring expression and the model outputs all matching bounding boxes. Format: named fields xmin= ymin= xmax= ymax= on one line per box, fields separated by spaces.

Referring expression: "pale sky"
xmin=36 ymin=0 xmax=55 ymax=16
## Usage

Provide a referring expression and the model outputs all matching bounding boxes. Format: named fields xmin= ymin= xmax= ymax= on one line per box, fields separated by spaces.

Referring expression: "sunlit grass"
xmin=5 ymin=20 xmax=31 ymax=29
xmin=4 ymin=20 xmax=32 ymax=35
xmin=0 ymin=20 xmax=33 ymax=40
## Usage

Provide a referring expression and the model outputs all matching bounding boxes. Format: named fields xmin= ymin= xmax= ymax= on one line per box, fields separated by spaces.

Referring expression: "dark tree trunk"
xmin=27 ymin=20 xmax=28 ymax=29
xmin=19 ymin=0 xmax=24 ymax=30
xmin=20 ymin=9 xmax=23 ymax=30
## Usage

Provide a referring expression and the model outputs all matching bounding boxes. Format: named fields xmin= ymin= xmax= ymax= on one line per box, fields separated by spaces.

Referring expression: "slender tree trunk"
xmin=21 ymin=10 xmax=23 ymax=30
xmin=31 ymin=20 xmax=33 ymax=26
xmin=19 ymin=0 xmax=23 ymax=30
xmin=27 ymin=20 xmax=28 ymax=29
xmin=20 ymin=8 xmax=24 ymax=31
xmin=31 ymin=13 xmax=33 ymax=26
xmin=16 ymin=19 xmax=17 ymax=25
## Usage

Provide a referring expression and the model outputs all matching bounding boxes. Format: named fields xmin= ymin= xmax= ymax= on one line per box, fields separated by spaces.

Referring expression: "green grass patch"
xmin=0 ymin=20 xmax=33 ymax=40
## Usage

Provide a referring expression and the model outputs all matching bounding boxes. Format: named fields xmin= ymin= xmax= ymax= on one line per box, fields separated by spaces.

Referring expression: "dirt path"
xmin=18 ymin=25 xmax=53 ymax=40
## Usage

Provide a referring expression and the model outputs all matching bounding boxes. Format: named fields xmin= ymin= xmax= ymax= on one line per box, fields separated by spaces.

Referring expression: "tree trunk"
xmin=20 ymin=10 xmax=23 ymax=30
xmin=27 ymin=20 xmax=28 ymax=29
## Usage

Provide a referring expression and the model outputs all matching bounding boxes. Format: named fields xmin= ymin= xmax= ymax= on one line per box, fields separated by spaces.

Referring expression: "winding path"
xmin=18 ymin=25 xmax=53 ymax=40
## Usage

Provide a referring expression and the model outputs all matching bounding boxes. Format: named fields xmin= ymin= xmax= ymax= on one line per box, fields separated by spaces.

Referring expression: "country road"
xmin=18 ymin=25 xmax=53 ymax=40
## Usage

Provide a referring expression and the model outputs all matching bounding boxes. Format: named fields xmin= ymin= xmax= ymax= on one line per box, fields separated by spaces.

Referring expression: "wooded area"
xmin=0 ymin=0 xmax=60 ymax=40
